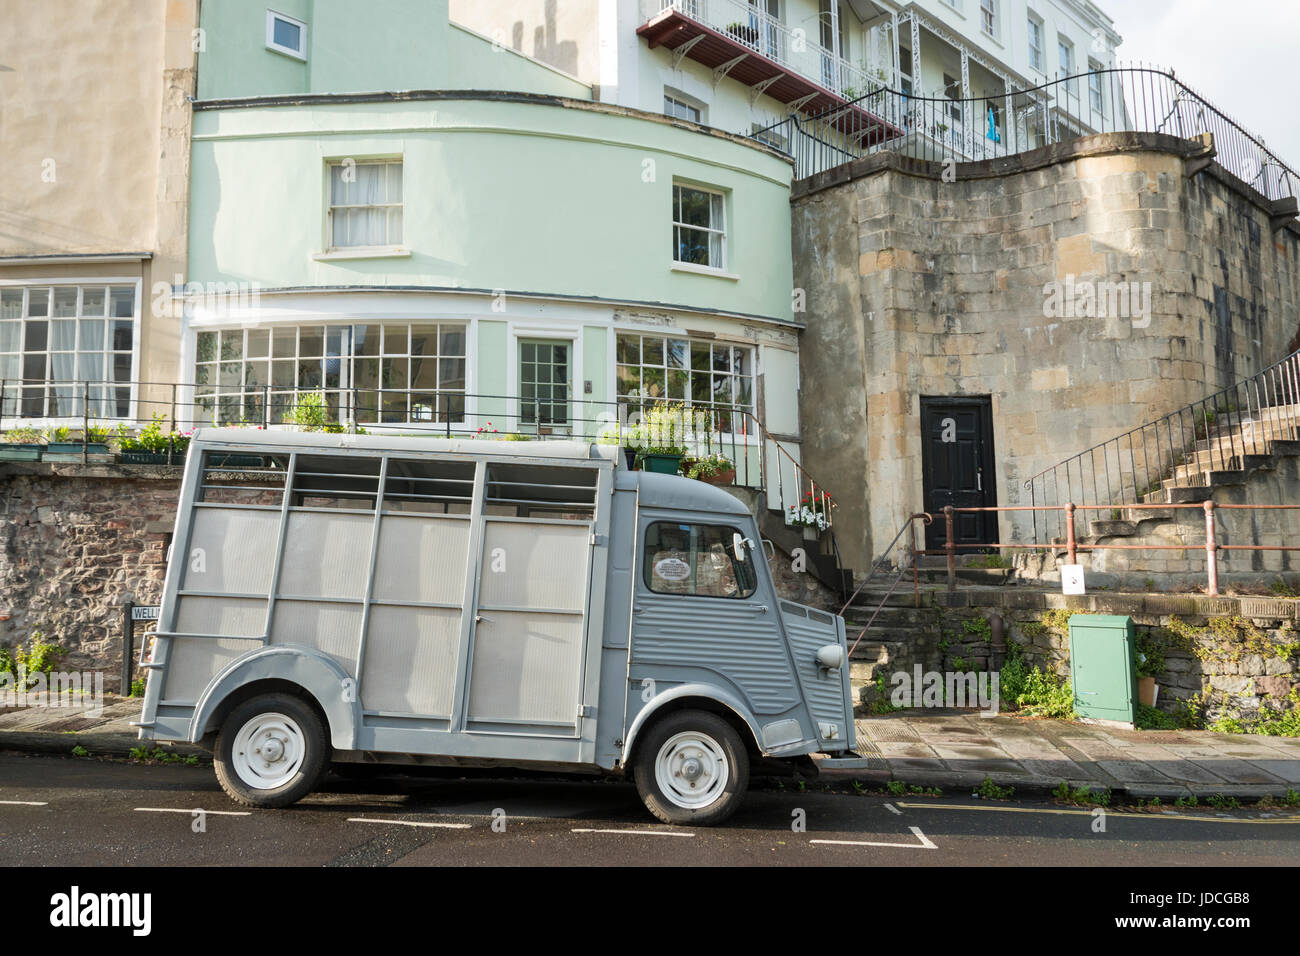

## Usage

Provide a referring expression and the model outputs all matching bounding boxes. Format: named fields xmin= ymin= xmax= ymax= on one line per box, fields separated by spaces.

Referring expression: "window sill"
xmin=670 ymin=261 xmax=740 ymax=281
xmin=266 ymin=44 xmax=307 ymax=62
xmin=313 ymin=246 xmax=411 ymax=262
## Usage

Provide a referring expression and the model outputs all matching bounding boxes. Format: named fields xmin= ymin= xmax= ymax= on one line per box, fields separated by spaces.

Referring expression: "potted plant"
xmin=685 ymin=452 xmax=735 ymax=486
xmin=787 ymin=492 xmax=831 ymax=541
xmin=1135 ymin=632 xmax=1164 ymax=708
xmin=725 ymin=21 xmax=757 ymax=44
xmin=599 ymin=424 xmax=640 ymax=470
xmin=637 ymin=403 xmax=690 ymax=475
xmin=117 ymin=414 xmax=191 ymax=465
xmin=0 ymin=425 xmax=44 ymax=460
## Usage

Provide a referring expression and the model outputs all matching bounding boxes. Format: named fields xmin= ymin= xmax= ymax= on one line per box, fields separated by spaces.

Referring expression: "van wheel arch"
xmin=626 ymin=696 xmax=761 ymax=769
xmin=203 ymin=678 xmax=330 ymax=744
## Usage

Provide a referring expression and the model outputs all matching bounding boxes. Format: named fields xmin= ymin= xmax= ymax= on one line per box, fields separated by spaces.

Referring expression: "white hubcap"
xmin=655 ymin=731 xmax=729 ymax=810
xmin=231 ymin=712 xmax=305 ymax=790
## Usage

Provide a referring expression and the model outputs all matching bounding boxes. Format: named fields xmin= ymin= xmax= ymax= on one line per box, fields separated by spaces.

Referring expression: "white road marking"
xmin=884 ymin=803 xmax=902 ymax=815
xmin=134 ymin=807 xmax=251 ymax=816
xmin=348 ymin=817 xmax=471 ymax=829
xmin=811 ymin=826 xmax=936 ymax=849
xmin=571 ymin=828 xmax=695 ymax=838
xmin=0 ymin=800 xmax=48 ymax=806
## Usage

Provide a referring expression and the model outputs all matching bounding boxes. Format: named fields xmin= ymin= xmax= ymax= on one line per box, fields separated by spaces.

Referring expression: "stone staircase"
xmin=842 ymin=584 xmax=943 ymax=713
xmin=1034 ymin=407 xmax=1300 ymax=587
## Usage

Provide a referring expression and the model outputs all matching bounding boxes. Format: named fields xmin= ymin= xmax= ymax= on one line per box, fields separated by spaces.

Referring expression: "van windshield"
xmin=643 ymin=522 xmax=757 ymax=599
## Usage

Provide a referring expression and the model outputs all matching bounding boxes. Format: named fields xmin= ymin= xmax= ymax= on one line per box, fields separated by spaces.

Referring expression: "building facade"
xmin=184 ymin=0 xmax=802 ymax=487
xmin=0 ymin=0 xmax=199 ymax=427
xmin=449 ymin=0 xmax=1121 ymax=162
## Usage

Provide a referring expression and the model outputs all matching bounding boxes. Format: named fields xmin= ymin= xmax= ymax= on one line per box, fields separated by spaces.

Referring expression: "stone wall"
xmin=0 ymin=467 xmax=836 ymax=686
xmin=0 ymin=467 xmax=182 ymax=689
xmin=864 ymin=590 xmax=1299 ymax=726
xmin=792 ymin=131 xmax=1300 ymax=572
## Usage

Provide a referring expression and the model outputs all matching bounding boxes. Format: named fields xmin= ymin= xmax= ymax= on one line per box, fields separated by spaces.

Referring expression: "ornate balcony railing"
xmin=752 ymin=65 xmax=1299 ymax=200
xmin=640 ymin=0 xmax=877 ymax=103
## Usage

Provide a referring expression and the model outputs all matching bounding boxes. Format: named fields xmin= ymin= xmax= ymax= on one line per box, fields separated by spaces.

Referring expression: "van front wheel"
xmin=634 ymin=710 xmax=749 ymax=826
xmin=214 ymin=693 xmax=329 ymax=808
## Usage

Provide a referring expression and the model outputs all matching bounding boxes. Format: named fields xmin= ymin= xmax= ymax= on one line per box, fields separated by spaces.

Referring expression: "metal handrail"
xmin=839 ymin=513 xmax=931 ymax=659
xmin=738 ymin=406 xmax=836 ymax=530
xmin=1022 ymin=349 xmax=1300 ymax=544
xmin=751 ymin=65 xmax=1298 ymax=199
xmin=928 ymin=501 xmax=1300 ymax=598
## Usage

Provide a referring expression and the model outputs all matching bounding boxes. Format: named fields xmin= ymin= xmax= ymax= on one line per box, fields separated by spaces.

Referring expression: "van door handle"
xmin=746 ymin=604 xmax=768 ymax=614
xmin=633 ymin=606 xmax=647 ymax=614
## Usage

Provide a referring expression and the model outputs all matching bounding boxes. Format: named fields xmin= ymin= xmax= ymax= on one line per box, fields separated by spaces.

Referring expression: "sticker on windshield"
xmin=653 ymin=557 xmax=691 ymax=581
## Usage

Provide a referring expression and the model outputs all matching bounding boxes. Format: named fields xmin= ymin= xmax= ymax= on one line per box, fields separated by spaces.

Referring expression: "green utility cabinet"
xmin=1067 ymin=614 xmax=1137 ymax=727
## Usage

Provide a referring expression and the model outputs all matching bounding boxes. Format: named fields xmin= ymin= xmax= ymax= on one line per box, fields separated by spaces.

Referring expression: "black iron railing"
xmin=1022 ymin=349 xmax=1300 ymax=545
xmin=0 ymin=378 xmax=839 ymax=531
xmin=751 ymin=65 xmax=1298 ymax=202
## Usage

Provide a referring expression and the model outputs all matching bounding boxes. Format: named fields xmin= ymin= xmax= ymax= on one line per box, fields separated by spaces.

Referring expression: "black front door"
xmin=920 ymin=397 xmax=997 ymax=553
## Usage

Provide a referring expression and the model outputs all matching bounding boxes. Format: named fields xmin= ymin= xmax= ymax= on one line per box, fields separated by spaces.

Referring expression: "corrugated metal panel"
xmin=185 ymin=508 xmax=279 ymax=594
xmin=270 ymin=600 xmax=363 ymax=677
xmin=278 ymin=512 xmax=372 ymax=599
xmin=175 ymin=595 xmax=267 ymax=638
xmin=467 ymin=611 xmax=583 ymax=724
xmin=361 ymin=605 xmax=460 ymax=716
xmin=632 ymin=603 xmax=799 ymax=712
xmin=162 ymin=637 xmax=261 ymax=702
xmin=478 ymin=521 xmax=589 ymax=611
xmin=781 ymin=608 xmax=848 ymax=733
xmin=372 ymin=515 xmax=470 ymax=604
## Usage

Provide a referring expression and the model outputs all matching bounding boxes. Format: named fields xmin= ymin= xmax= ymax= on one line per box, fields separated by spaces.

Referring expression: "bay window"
xmin=616 ymin=332 xmax=753 ymax=432
xmin=195 ymin=322 xmax=465 ymax=427
xmin=0 ymin=283 xmax=136 ymax=419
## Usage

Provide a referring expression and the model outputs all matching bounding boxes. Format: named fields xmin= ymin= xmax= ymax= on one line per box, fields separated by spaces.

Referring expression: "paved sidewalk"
xmin=3 ymin=696 xmax=1299 ymax=800
xmin=0 ymin=695 xmax=203 ymax=756
xmin=834 ymin=710 xmax=1300 ymax=800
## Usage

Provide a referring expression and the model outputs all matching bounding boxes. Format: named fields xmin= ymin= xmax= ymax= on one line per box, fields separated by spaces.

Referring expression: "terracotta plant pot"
xmin=700 ymin=468 xmax=735 ymax=486
xmin=1137 ymin=676 xmax=1158 ymax=708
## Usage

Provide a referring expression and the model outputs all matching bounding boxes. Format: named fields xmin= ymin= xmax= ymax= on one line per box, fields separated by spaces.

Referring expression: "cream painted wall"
xmin=0 ymin=0 xmax=198 ymax=400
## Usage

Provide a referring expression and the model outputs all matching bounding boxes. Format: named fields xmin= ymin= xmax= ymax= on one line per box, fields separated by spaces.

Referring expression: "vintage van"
xmin=136 ymin=430 xmax=858 ymax=825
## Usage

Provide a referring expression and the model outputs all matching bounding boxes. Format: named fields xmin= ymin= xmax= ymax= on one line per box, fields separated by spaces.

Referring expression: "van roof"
xmin=623 ymin=470 xmax=753 ymax=517
xmin=190 ymin=428 xmax=618 ymax=463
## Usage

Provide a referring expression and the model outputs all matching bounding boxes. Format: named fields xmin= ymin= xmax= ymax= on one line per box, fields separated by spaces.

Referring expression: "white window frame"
xmin=193 ymin=321 xmax=468 ymax=428
xmin=1088 ymin=60 xmax=1105 ymax=113
xmin=0 ymin=278 xmax=141 ymax=425
xmin=1057 ymin=35 xmax=1075 ymax=78
xmin=614 ymin=331 xmax=756 ymax=436
xmin=663 ymin=92 xmax=703 ymax=124
xmin=979 ymin=0 xmax=998 ymax=38
xmin=324 ymin=159 xmax=404 ymax=254
xmin=1027 ymin=14 xmax=1044 ymax=72
xmin=671 ymin=182 xmax=729 ymax=276
xmin=266 ymin=10 xmax=307 ymax=60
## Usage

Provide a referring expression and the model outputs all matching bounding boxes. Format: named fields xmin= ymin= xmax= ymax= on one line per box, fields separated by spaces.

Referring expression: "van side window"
xmin=643 ymin=522 xmax=757 ymax=599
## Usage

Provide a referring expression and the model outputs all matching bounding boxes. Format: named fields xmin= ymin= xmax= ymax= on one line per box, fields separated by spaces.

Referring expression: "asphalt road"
xmin=2 ymin=752 xmax=1298 ymax=867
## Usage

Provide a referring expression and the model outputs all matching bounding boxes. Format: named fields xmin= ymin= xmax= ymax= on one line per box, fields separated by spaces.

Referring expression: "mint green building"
xmin=184 ymin=0 xmax=802 ymax=486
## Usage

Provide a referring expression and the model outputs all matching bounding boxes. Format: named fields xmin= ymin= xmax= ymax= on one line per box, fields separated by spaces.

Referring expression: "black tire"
xmin=213 ymin=693 xmax=329 ymax=808
xmin=633 ymin=710 xmax=749 ymax=826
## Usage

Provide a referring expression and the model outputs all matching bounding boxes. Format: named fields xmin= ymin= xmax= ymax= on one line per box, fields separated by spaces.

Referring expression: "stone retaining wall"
xmin=871 ymin=590 xmax=1300 ymax=725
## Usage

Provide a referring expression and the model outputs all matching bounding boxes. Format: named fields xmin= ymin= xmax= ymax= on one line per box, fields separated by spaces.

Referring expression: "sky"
xmin=1111 ymin=0 xmax=1300 ymax=168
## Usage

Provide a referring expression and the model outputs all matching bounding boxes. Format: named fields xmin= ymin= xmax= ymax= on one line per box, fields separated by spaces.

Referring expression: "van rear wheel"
xmin=634 ymin=710 xmax=748 ymax=826
xmin=214 ymin=693 xmax=329 ymax=808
